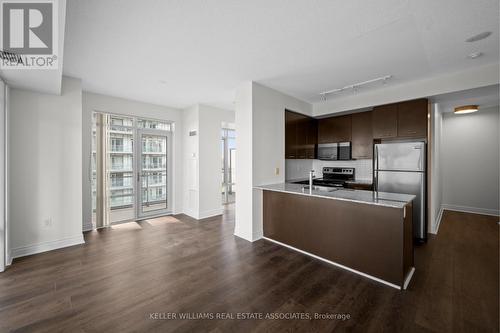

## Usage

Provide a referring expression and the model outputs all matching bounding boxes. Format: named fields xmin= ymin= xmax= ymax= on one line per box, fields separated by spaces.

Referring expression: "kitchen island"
xmin=255 ymin=183 xmax=415 ymax=289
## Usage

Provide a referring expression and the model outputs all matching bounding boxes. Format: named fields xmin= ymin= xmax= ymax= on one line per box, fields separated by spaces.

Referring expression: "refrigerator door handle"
xmin=419 ymin=172 xmax=426 ymax=237
xmin=374 ymin=145 xmax=379 ymax=191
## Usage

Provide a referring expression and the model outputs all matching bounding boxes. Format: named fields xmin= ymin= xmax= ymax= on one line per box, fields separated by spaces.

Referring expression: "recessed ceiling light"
xmin=465 ymin=31 xmax=492 ymax=42
xmin=467 ymin=51 xmax=483 ymax=59
xmin=454 ymin=105 xmax=478 ymax=114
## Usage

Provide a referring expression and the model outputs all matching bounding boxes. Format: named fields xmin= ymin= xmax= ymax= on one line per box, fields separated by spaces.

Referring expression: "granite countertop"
xmin=345 ymin=179 xmax=373 ymax=185
xmin=254 ymin=183 xmax=415 ymax=209
xmin=287 ymin=178 xmax=373 ymax=185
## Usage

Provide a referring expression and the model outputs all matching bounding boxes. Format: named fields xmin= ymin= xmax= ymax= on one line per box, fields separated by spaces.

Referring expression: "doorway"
xmin=137 ymin=129 xmax=170 ymax=218
xmin=221 ymin=128 xmax=236 ymax=204
xmin=92 ymin=113 xmax=173 ymax=228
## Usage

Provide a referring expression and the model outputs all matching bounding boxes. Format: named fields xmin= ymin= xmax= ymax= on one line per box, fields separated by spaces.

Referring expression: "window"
xmin=138 ymin=118 xmax=171 ymax=131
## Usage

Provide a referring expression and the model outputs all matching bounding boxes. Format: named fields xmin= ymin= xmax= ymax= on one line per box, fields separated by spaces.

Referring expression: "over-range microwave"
xmin=317 ymin=142 xmax=351 ymax=160
xmin=317 ymin=143 xmax=338 ymax=160
xmin=338 ymin=142 xmax=352 ymax=160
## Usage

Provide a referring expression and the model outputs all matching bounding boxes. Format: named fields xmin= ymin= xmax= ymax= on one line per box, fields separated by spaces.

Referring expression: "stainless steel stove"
xmin=293 ymin=167 xmax=355 ymax=188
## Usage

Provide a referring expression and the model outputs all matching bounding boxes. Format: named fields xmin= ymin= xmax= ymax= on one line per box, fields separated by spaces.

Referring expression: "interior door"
xmin=137 ymin=129 xmax=171 ymax=218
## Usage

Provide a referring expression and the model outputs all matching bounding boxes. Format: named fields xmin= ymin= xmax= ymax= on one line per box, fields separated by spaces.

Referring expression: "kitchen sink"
xmin=301 ymin=185 xmax=339 ymax=192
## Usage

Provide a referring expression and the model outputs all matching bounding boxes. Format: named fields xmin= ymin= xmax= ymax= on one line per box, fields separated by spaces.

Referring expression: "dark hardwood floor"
xmin=0 ymin=207 xmax=498 ymax=332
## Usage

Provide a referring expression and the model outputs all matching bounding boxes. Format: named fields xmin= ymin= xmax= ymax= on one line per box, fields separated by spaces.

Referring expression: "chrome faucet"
xmin=309 ymin=169 xmax=315 ymax=192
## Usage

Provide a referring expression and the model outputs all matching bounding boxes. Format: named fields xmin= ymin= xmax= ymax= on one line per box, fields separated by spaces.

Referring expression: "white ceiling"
xmin=63 ymin=0 xmax=499 ymax=110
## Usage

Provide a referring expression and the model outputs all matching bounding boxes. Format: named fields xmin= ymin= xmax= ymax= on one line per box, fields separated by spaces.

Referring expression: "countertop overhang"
xmin=254 ymin=182 xmax=415 ymax=209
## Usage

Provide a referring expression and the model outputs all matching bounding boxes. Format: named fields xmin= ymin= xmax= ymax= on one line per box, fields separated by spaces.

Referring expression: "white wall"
xmin=9 ymin=77 xmax=83 ymax=258
xmin=441 ymin=106 xmax=499 ymax=216
xmin=429 ymin=103 xmax=444 ymax=233
xmin=181 ymin=105 xmax=200 ymax=218
xmin=0 ymin=80 xmax=5 ymax=271
xmin=198 ymin=104 xmax=234 ymax=218
xmin=4 ymin=85 xmax=9 ymax=265
xmin=181 ymin=104 xmax=234 ymax=219
xmin=82 ymin=92 xmax=184 ymax=230
xmin=234 ymin=82 xmax=254 ymax=240
xmin=235 ymin=82 xmax=312 ymax=241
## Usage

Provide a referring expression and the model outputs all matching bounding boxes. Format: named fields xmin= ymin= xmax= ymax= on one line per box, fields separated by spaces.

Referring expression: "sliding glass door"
xmin=137 ymin=130 xmax=170 ymax=218
xmin=92 ymin=113 xmax=173 ymax=227
xmin=108 ymin=115 xmax=136 ymax=223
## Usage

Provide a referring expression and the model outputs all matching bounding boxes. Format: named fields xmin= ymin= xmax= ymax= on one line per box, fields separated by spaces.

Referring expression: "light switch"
xmin=275 ymin=167 xmax=279 ymax=175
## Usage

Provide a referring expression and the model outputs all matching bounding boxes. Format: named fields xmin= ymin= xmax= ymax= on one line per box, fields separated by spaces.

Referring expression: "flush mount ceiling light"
xmin=320 ymin=75 xmax=392 ymax=101
xmin=454 ymin=105 xmax=478 ymax=114
xmin=467 ymin=51 xmax=483 ymax=59
xmin=465 ymin=31 xmax=492 ymax=43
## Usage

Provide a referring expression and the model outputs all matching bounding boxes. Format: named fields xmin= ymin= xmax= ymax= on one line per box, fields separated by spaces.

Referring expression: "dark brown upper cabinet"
xmin=306 ymin=118 xmax=317 ymax=159
xmin=317 ymin=117 xmax=334 ymax=143
xmin=285 ymin=111 xmax=298 ymax=159
xmin=296 ymin=116 xmax=308 ymax=159
xmin=318 ymin=115 xmax=352 ymax=143
xmin=397 ymin=99 xmax=428 ymax=138
xmin=285 ymin=110 xmax=316 ymax=159
xmin=372 ymin=103 xmax=398 ymax=139
xmin=351 ymin=111 xmax=373 ymax=159
xmin=331 ymin=115 xmax=352 ymax=142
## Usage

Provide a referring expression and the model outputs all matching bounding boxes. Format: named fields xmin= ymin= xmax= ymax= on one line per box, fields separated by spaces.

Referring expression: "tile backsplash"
xmin=285 ymin=159 xmax=313 ymax=180
xmin=286 ymin=159 xmax=373 ymax=182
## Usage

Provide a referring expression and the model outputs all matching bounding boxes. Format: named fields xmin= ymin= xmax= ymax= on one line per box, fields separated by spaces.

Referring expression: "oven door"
xmin=318 ymin=143 xmax=338 ymax=160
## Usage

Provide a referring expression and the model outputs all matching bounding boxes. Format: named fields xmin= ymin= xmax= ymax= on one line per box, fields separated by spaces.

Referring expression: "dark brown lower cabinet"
xmin=263 ymin=190 xmax=413 ymax=288
xmin=345 ymin=183 xmax=373 ymax=191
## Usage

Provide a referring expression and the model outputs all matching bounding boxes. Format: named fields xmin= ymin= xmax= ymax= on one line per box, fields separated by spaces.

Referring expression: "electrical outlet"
xmin=275 ymin=167 xmax=280 ymax=175
xmin=43 ymin=218 xmax=52 ymax=228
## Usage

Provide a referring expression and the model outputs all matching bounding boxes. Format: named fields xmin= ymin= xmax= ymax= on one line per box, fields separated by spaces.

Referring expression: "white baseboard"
xmin=182 ymin=208 xmax=199 ymax=220
xmin=10 ymin=235 xmax=85 ymax=260
xmin=234 ymin=228 xmax=263 ymax=242
xmin=183 ymin=207 xmax=224 ymax=220
xmin=430 ymin=207 xmax=444 ymax=235
xmin=198 ymin=208 xmax=223 ymax=219
xmin=82 ymin=223 xmax=93 ymax=232
xmin=441 ymin=204 xmax=500 ymax=217
xmin=6 ymin=249 xmax=12 ymax=266
xmin=253 ymin=229 xmax=263 ymax=241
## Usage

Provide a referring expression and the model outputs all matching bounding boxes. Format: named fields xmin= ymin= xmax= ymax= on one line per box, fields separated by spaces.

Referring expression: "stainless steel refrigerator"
xmin=374 ymin=141 xmax=426 ymax=242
